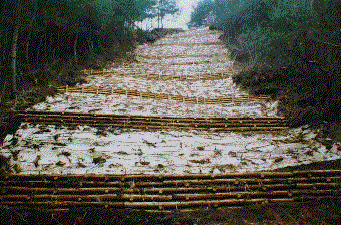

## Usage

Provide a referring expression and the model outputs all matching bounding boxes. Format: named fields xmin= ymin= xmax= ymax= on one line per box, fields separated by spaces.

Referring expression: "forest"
xmin=0 ymin=0 xmax=178 ymax=108
xmin=189 ymin=0 xmax=341 ymax=136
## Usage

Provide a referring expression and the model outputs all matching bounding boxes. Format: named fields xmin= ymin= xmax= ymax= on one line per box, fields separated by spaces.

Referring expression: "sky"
xmin=138 ymin=0 xmax=202 ymax=30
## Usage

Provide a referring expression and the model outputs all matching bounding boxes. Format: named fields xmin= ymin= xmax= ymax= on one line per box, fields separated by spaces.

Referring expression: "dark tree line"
xmin=189 ymin=0 xmax=341 ymax=130
xmin=0 ymin=0 xmax=179 ymax=104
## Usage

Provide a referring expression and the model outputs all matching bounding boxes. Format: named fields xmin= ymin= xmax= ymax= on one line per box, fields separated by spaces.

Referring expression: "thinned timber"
xmin=136 ymin=53 xmax=229 ymax=59
xmin=82 ymin=69 xmax=233 ymax=81
xmin=150 ymin=41 xmax=222 ymax=47
xmin=162 ymin=31 xmax=222 ymax=39
xmin=1 ymin=170 xmax=340 ymax=210
xmin=134 ymin=59 xmax=231 ymax=66
xmin=56 ymin=86 xmax=271 ymax=104
xmin=14 ymin=110 xmax=288 ymax=131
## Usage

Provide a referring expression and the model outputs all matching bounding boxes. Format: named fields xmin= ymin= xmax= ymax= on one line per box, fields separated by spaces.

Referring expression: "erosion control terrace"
xmin=1 ymin=27 xmax=340 ymax=213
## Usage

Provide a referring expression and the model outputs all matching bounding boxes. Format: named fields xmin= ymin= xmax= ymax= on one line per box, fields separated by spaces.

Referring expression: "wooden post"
xmin=111 ymin=87 xmax=114 ymax=95
xmin=81 ymin=87 xmax=84 ymax=94
xmin=66 ymin=85 xmax=69 ymax=93
xmin=196 ymin=97 xmax=199 ymax=104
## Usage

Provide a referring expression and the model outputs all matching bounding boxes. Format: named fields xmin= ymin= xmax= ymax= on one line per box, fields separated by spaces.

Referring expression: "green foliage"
xmin=189 ymin=0 xmax=341 ymax=126
xmin=188 ymin=0 xmax=336 ymax=66
xmin=187 ymin=0 xmax=214 ymax=28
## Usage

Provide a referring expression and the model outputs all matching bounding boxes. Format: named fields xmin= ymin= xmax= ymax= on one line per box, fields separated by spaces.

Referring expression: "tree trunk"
xmin=11 ymin=22 xmax=19 ymax=94
xmin=74 ymin=33 xmax=78 ymax=63
xmin=158 ymin=7 xmax=160 ymax=29
xmin=26 ymin=1 xmax=37 ymax=63
xmin=36 ymin=35 xmax=44 ymax=63
xmin=0 ymin=80 xmax=7 ymax=105
xmin=2 ymin=33 xmax=8 ymax=62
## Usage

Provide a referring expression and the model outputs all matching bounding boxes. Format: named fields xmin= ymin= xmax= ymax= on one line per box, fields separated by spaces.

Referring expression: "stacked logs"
xmin=16 ymin=110 xmax=287 ymax=131
xmin=150 ymin=41 xmax=223 ymax=47
xmin=56 ymin=86 xmax=271 ymax=104
xmin=81 ymin=70 xmax=233 ymax=81
xmin=1 ymin=170 xmax=340 ymax=212
xmin=162 ymin=30 xmax=223 ymax=39
xmin=135 ymin=53 xmax=229 ymax=60
xmin=133 ymin=60 xmax=231 ymax=66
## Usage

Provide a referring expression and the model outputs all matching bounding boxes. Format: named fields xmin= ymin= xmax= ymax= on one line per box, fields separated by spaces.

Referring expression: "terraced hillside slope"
xmin=1 ymin=27 xmax=340 ymax=176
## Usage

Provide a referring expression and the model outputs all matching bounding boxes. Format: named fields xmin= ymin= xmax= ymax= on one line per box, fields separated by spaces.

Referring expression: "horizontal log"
xmin=1 ymin=196 xmax=336 ymax=209
xmin=18 ymin=121 xmax=288 ymax=131
xmin=57 ymin=86 xmax=271 ymax=105
xmin=2 ymin=182 xmax=339 ymax=196
xmin=151 ymin=42 xmax=223 ymax=47
xmin=18 ymin=117 xmax=286 ymax=127
xmin=162 ymin=31 xmax=222 ymax=40
xmin=3 ymin=176 xmax=340 ymax=189
xmin=0 ymin=194 xmax=173 ymax=202
xmin=135 ymin=53 xmax=228 ymax=59
xmin=135 ymin=60 xmax=231 ymax=66
xmin=19 ymin=115 xmax=286 ymax=125
xmin=16 ymin=111 xmax=286 ymax=122
xmin=1 ymin=190 xmax=339 ymax=203
xmin=2 ymin=187 xmax=122 ymax=194
xmin=18 ymin=120 xmax=288 ymax=130
xmin=6 ymin=170 xmax=336 ymax=182
xmin=83 ymin=71 xmax=233 ymax=81
xmin=18 ymin=118 xmax=287 ymax=128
